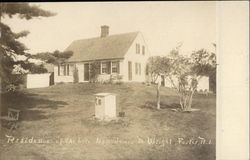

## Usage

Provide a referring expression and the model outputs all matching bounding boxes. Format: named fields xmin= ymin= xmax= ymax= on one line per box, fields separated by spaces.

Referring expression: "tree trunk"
xmin=187 ymin=90 xmax=194 ymax=111
xmin=157 ymin=80 xmax=161 ymax=110
xmin=0 ymin=77 xmax=2 ymax=130
xmin=179 ymin=95 xmax=184 ymax=110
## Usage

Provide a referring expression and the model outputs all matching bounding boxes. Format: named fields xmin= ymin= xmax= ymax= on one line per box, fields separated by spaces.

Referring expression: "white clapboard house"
xmin=54 ymin=25 xmax=150 ymax=83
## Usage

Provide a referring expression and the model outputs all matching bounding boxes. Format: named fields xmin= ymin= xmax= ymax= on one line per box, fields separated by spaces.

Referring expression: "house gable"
xmin=122 ymin=32 xmax=150 ymax=81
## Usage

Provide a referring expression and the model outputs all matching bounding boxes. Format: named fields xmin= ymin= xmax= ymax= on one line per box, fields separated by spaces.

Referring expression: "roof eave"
xmin=66 ymin=57 xmax=125 ymax=64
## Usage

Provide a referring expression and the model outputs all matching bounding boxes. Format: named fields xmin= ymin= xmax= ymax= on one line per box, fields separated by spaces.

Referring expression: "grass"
xmin=0 ymin=83 xmax=216 ymax=160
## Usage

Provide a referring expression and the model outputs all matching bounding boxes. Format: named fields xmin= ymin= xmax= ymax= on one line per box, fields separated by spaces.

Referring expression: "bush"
xmin=5 ymin=84 xmax=17 ymax=93
xmin=110 ymin=74 xmax=123 ymax=85
xmin=89 ymin=61 xmax=101 ymax=83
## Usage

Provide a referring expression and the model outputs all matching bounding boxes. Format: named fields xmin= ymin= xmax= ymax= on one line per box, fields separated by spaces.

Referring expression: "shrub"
xmin=89 ymin=61 xmax=101 ymax=83
xmin=110 ymin=74 xmax=123 ymax=85
xmin=5 ymin=84 xmax=17 ymax=93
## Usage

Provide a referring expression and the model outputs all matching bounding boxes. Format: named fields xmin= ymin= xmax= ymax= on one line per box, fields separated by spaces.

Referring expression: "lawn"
xmin=0 ymin=83 xmax=216 ymax=160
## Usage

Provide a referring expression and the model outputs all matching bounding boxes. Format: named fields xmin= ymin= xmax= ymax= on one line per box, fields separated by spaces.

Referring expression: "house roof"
xmin=66 ymin=32 xmax=139 ymax=62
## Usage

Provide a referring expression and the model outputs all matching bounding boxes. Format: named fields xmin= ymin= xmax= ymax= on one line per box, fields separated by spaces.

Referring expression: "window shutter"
xmin=107 ymin=62 xmax=111 ymax=74
xmin=98 ymin=63 xmax=101 ymax=74
xmin=117 ymin=61 xmax=120 ymax=74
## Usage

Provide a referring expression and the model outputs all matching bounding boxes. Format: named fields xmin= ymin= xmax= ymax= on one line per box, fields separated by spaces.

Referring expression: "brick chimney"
xmin=101 ymin=25 xmax=109 ymax=38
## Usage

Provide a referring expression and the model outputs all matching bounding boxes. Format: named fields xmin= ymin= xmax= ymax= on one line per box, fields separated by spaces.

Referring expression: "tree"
xmin=209 ymin=43 xmax=217 ymax=93
xmin=0 ymin=2 xmax=55 ymax=129
xmin=0 ymin=3 xmax=56 ymax=88
xmin=166 ymin=48 xmax=216 ymax=111
xmin=146 ymin=56 xmax=163 ymax=84
xmin=146 ymin=56 xmax=172 ymax=109
xmin=89 ymin=61 xmax=101 ymax=83
xmin=31 ymin=50 xmax=73 ymax=65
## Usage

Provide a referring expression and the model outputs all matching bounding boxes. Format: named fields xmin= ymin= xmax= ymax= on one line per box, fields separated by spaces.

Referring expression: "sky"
xmin=2 ymin=2 xmax=216 ymax=56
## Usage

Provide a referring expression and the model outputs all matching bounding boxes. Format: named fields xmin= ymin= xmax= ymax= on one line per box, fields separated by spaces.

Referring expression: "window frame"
xmin=58 ymin=64 xmax=72 ymax=76
xmin=69 ymin=64 xmax=74 ymax=76
xmin=111 ymin=61 xmax=119 ymax=74
xmin=101 ymin=62 xmax=108 ymax=74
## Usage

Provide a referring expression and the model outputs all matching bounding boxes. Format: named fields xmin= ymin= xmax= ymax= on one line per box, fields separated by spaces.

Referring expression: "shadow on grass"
xmin=81 ymin=116 xmax=131 ymax=129
xmin=1 ymin=91 xmax=68 ymax=122
xmin=139 ymin=101 xmax=181 ymax=110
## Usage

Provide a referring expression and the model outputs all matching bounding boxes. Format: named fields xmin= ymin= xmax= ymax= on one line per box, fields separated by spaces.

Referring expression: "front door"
xmin=128 ymin=61 xmax=132 ymax=81
xmin=84 ymin=63 xmax=90 ymax=81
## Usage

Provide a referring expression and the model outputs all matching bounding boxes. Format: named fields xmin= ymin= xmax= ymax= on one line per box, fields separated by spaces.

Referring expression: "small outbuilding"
xmin=26 ymin=73 xmax=52 ymax=89
xmin=94 ymin=93 xmax=117 ymax=120
xmin=25 ymin=63 xmax=54 ymax=89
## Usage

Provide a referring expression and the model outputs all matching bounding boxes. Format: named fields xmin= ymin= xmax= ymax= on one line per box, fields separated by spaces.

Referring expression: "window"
xmin=135 ymin=63 xmax=138 ymax=74
xmin=136 ymin=44 xmax=140 ymax=54
xmin=101 ymin=62 xmax=107 ymax=74
xmin=139 ymin=63 xmax=141 ymax=75
xmin=142 ymin=46 xmax=145 ymax=55
xmin=69 ymin=64 xmax=74 ymax=76
xmin=58 ymin=64 xmax=72 ymax=76
xmin=111 ymin=61 xmax=119 ymax=73
xmin=59 ymin=65 xmax=65 ymax=76
xmin=101 ymin=62 xmax=111 ymax=74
